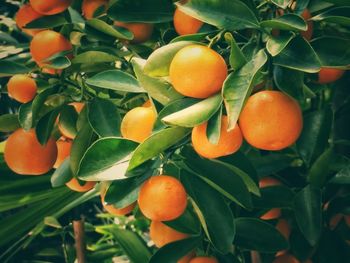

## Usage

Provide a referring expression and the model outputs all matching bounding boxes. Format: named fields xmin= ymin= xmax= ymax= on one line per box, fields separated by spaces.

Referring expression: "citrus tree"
xmin=0 ymin=0 xmax=349 ymax=262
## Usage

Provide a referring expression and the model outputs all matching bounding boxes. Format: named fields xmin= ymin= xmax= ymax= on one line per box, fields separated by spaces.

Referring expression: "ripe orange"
xmin=259 ymin=177 xmax=281 ymax=188
xmin=138 ymin=175 xmax=187 ymax=221
xmin=273 ymin=254 xmax=300 ymax=263
xmin=15 ymin=4 xmax=43 ymax=36
xmin=191 ymin=115 xmax=243 ymax=159
xmin=101 ymin=192 xmax=135 ymax=216
xmin=318 ymin=67 xmax=345 ymax=84
xmin=58 ymin=102 xmax=85 ymax=139
xmin=169 ymin=45 xmax=227 ymax=98
xmin=259 ymin=177 xmax=282 ymax=220
xmin=82 ymin=0 xmax=108 ymax=19
xmin=260 ymin=208 xmax=281 ymax=220
xmin=173 ymin=8 xmax=203 ymax=35
xmin=4 ymin=129 xmax=57 ymax=175
xmin=189 ymin=257 xmax=219 ymax=263
xmin=7 ymin=74 xmax=37 ymax=103
xmin=30 ymin=0 xmax=72 ymax=15
xmin=30 ymin=30 xmax=72 ymax=72
xmin=150 ymin=221 xmax=188 ymax=248
xmin=239 ymin=91 xmax=303 ymax=151
xmin=300 ymin=9 xmax=313 ymax=41
xmin=114 ymin=22 xmax=153 ymax=43
xmin=275 ymin=219 xmax=291 ymax=256
xmin=66 ymin=178 xmax=96 ymax=192
xmin=120 ymin=107 xmax=156 ymax=143
xmin=142 ymin=100 xmax=152 ymax=107
xmin=53 ymin=137 xmax=72 ymax=169
xmin=178 ymin=252 xmax=195 ymax=263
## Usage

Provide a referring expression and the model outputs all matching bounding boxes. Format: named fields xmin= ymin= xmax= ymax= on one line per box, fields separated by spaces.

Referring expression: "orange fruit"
xmin=260 ymin=208 xmax=281 ymax=220
xmin=66 ymin=178 xmax=96 ymax=192
xmin=7 ymin=74 xmax=37 ymax=103
xmin=189 ymin=257 xmax=219 ymax=263
xmin=169 ymin=45 xmax=227 ymax=98
xmin=150 ymin=221 xmax=189 ymax=248
xmin=120 ymin=107 xmax=156 ymax=143
xmin=114 ymin=21 xmax=153 ymax=43
xmin=58 ymin=102 xmax=85 ymax=139
xmin=173 ymin=8 xmax=203 ymax=35
xmin=300 ymin=9 xmax=313 ymax=41
xmin=30 ymin=0 xmax=72 ymax=15
xmin=191 ymin=115 xmax=243 ymax=159
xmin=239 ymin=90 xmax=303 ymax=151
xmin=259 ymin=177 xmax=281 ymax=188
xmin=53 ymin=137 xmax=72 ymax=169
xmin=30 ymin=30 xmax=72 ymax=73
xmin=273 ymin=254 xmax=300 ymax=263
xmin=329 ymin=213 xmax=343 ymax=230
xmin=259 ymin=177 xmax=282 ymax=220
xmin=142 ymin=100 xmax=152 ymax=107
xmin=82 ymin=0 xmax=108 ymax=19
xmin=4 ymin=129 xmax=57 ymax=175
xmin=318 ymin=67 xmax=345 ymax=84
xmin=15 ymin=4 xmax=43 ymax=36
xmin=275 ymin=219 xmax=291 ymax=256
xmin=101 ymin=191 xmax=135 ymax=216
xmin=138 ymin=175 xmax=187 ymax=221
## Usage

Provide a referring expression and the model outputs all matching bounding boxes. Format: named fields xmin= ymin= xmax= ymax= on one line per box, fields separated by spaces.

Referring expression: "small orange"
xmin=191 ymin=115 xmax=243 ymax=159
xmin=4 ymin=129 xmax=57 ymax=175
xmin=169 ymin=45 xmax=227 ymax=98
xmin=178 ymin=252 xmax=195 ymax=263
xmin=53 ymin=137 xmax=72 ymax=169
xmin=189 ymin=257 xmax=219 ymax=263
xmin=275 ymin=219 xmax=291 ymax=256
xmin=173 ymin=8 xmax=203 ymax=35
xmin=239 ymin=91 xmax=303 ymax=151
xmin=120 ymin=107 xmax=156 ymax=143
xmin=260 ymin=208 xmax=282 ymax=220
xmin=7 ymin=74 xmax=37 ymax=103
xmin=259 ymin=177 xmax=282 ymax=220
xmin=259 ymin=177 xmax=281 ymax=188
xmin=15 ymin=4 xmax=43 ymax=36
xmin=101 ymin=191 xmax=135 ymax=216
xmin=138 ymin=175 xmax=187 ymax=221
xmin=150 ymin=221 xmax=188 ymax=248
xmin=318 ymin=67 xmax=345 ymax=84
xmin=300 ymin=9 xmax=313 ymax=41
xmin=82 ymin=0 xmax=108 ymax=19
xmin=66 ymin=178 xmax=96 ymax=192
xmin=30 ymin=0 xmax=72 ymax=15
xmin=273 ymin=254 xmax=300 ymax=263
xmin=114 ymin=21 xmax=153 ymax=43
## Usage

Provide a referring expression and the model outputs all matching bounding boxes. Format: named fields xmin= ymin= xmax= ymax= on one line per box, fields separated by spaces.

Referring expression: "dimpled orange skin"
xmin=101 ymin=192 xmax=135 ymax=216
xmin=4 ymin=129 xmax=57 ymax=175
xmin=318 ymin=68 xmax=345 ymax=84
xmin=259 ymin=177 xmax=282 ymax=220
xmin=192 ymin=115 xmax=243 ymax=159
xmin=239 ymin=91 xmax=303 ymax=151
xmin=7 ymin=74 xmax=37 ymax=103
xmin=189 ymin=257 xmax=219 ymax=263
xmin=169 ymin=45 xmax=228 ymax=99
xmin=15 ymin=4 xmax=43 ymax=36
xmin=58 ymin=102 xmax=85 ymax=139
xmin=82 ymin=0 xmax=108 ymax=19
xmin=150 ymin=221 xmax=189 ymax=248
xmin=114 ymin=22 xmax=154 ymax=43
xmin=66 ymin=178 xmax=96 ymax=192
xmin=301 ymin=9 xmax=313 ymax=41
xmin=173 ymin=8 xmax=203 ymax=35
xmin=273 ymin=254 xmax=300 ymax=263
xmin=121 ymin=107 xmax=157 ymax=143
xmin=138 ymin=175 xmax=187 ymax=221
xmin=30 ymin=30 xmax=72 ymax=66
xmin=30 ymin=0 xmax=72 ymax=15
xmin=53 ymin=137 xmax=72 ymax=169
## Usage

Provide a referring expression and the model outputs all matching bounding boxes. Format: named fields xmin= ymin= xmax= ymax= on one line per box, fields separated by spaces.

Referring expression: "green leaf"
xmin=162 ymin=94 xmax=222 ymax=127
xmin=86 ymin=70 xmax=145 ymax=93
xmin=149 ymin=237 xmax=201 ymax=263
xmin=132 ymin=58 xmax=183 ymax=105
xmin=311 ymin=7 xmax=350 ymax=26
xmin=72 ymin=51 xmax=118 ymax=64
xmin=234 ymin=218 xmax=289 ymax=252
xmin=88 ymin=98 xmax=121 ymax=137
xmin=330 ymin=164 xmax=350 ymax=184
xmin=206 ymin=105 xmax=222 ymax=145
xmin=51 ymin=158 xmax=72 ymax=187
xmin=261 ymin=14 xmax=307 ymax=31
xmin=223 ymin=49 xmax=268 ymax=129
xmin=0 ymin=114 xmax=20 ymax=132
xmin=177 ymin=0 xmax=259 ymax=30
xmin=58 ymin=105 xmax=78 ymax=139
xmin=271 ymin=0 xmax=293 ymax=9
xmin=25 ymin=13 xmax=67 ymax=28
xmin=31 ymin=87 xmax=58 ymax=127
xmin=266 ymin=34 xmax=295 ymax=57
xmin=36 ymin=109 xmax=60 ymax=145
xmin=78 ymin=137 xmax=138 ymax=181
xmin=18 ymin=102 xmax=33 ymax=130
xmin=294 ymin=185 xmax=322 ymax=246
xmin=107 ymin=0 xmax=174 ymax=23
xmin=44 ymin=56 xmax=71 ymax=69
xmin=128 ymin=127 xmax=190 ymax=171
xmin=252 ymin=185 xmax=295 ymax=209
xmin=165 ymin=206 xmax=201 ymax=235
xmin=181 ymin=171 xmax=235 ymax=254
xmin=311 ymin=37 xmax=350 ymax=68
xmin=225 ymin=32 xmax=247 ymax=71
xmin=308 ymin=147 xmax=334 ymax=187
xmin=144 ymin=41 xmax=197 ymax=77
xmin=273 ymin=36 xmax=321 ymax=73
xmin=0 ymin=61 xmax=30 ymax=77
xmin=86 ymin=19 xmax=133 ymax=40
xmin=273 ymin=66 xmax=304 ymax=100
